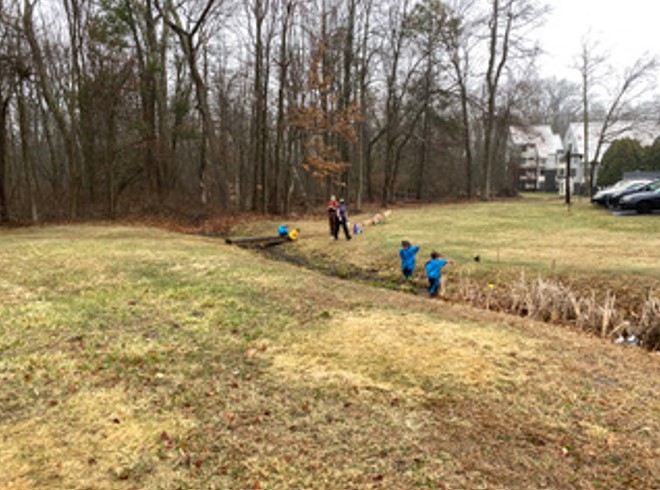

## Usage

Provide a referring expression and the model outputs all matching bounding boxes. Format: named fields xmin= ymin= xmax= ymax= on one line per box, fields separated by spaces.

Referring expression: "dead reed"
xmin=456 ymin=271 xmax=658 ymax=350
xmin=639 ymin=292 xmax=660 ymax=350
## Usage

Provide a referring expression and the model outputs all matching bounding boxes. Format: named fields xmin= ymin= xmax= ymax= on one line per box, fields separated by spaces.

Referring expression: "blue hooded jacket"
xmin=425 ymin=258 xmax=448 ymax=279
xmin=399 ymin=246 xmax=419 ymax=271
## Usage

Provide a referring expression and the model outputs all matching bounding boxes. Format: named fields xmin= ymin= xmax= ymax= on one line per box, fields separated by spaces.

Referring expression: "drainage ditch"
xmin=228 ymin=241 xmax=659 ymax=351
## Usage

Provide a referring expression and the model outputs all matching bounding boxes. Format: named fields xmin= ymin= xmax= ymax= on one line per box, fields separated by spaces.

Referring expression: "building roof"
xmin=623 ymin=170 xmax=660 ymax=180
xmin=509 ymin=125 xmax=563 ymax=159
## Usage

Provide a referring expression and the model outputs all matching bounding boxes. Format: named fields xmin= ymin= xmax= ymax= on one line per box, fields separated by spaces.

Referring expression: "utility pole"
xmin=565 ymin=144 xmax=572 ymax=206
xmin=535 ymin=148 xmax=540 ymax=192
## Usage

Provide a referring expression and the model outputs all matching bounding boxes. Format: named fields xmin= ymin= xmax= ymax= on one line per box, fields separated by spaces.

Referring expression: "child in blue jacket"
xmin=399 ymin=240 xmax=420 ymax=279
xmin=425 ymin=251 xmax=454 ymax=297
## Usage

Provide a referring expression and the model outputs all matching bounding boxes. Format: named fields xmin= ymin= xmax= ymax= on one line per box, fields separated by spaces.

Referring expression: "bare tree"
xmin=157 ymin=0 xmax=229 ymax=207
xmin=588 ymin=55 xmax=659 ymax=195
xmin=272 ymin=0 xmax=296 ymax=213
xmin=23 ymin=0 xmax=85 ymax=217
xmin=406 ymin=0 xmax=448 ymax=200
xmin=440 ymin=0 xmax=477 ymax=198
xmin=377 ymin=0 xmax=427 ymax=205
xmin=125 ymin=0 xmax=171 ymax=202
xmin=0 ymin=0 xmax=570 ymax=221
xmin=0 ymin=6 xmax=28 ymax=222
xmin=244 ymin=0 xmax=277 ymax=213
xmin=16 ymin=74 xmax=40 ymax=222
xmin=576 ymin=35 xmax=606 ymax=196
xmin=480 ymin=0 xmax=547 ymax=200
xmin=354 ymin=0 xmax=375 ymax=211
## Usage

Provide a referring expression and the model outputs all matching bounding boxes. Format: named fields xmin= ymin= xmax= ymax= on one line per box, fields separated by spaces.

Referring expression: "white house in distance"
xmin=559 ymin=121 xmax=660 ymax=195
xmin=508 ymin=125 xmax=563 ymax=192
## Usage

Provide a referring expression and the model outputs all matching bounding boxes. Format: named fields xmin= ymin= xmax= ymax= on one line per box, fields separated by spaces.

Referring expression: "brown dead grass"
xmin=186 ymin=277 xmax=660 ymax=489
xmin=1 ymin=388 xmax=192 ymax=490
xmin=272 ymin=311 xmax=530 ymax=390
xmin=1 ymin=224 xmax=658 ymax=490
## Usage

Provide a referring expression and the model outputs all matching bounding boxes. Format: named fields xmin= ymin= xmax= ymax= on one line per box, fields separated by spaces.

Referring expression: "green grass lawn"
xmin=1 ymin=220 xmax=659 ymax=489
xmin=240 ymin=194 xmax=660 ymax=280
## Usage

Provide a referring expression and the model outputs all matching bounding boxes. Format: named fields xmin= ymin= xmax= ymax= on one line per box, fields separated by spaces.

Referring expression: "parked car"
xmin=607 ymin=179 xmax=660 ymax=208
xmin=591 ymin=179 xmax=648 ymax=206
xmin=617 ymin=185 xmax=660 ymax=214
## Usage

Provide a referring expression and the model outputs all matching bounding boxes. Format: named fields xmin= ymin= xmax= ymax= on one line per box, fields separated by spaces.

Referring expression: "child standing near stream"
xmin=399 ymin=241 xmax=420 ymax=280
xmin=425 ymin=251 xmax=454 ymax=297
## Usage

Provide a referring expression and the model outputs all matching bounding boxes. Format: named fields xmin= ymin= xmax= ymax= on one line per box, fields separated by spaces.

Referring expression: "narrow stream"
xmin=226 ymin=240 xmax=657 ymax=351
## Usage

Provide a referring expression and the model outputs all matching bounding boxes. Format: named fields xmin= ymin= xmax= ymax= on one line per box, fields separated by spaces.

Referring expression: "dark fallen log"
xmin=225 ymin=235 xmax=287 ymax=248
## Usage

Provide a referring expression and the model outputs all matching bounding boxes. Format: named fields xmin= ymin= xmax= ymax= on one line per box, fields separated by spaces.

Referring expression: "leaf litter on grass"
xmin=1 ymin=224 xmax=658 ymax=490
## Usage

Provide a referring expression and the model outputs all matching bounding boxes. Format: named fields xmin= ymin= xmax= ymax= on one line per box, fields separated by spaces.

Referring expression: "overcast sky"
xmin=536 ymin=0 xmax=660 ymax=82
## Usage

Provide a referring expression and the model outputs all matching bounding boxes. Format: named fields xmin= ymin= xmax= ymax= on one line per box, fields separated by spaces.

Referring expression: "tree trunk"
xmin=64 ymin=0 xmax=87 ymax=213
xmin=163 ymin=0 xmax=228 ymax=208
xmin=356 ymin=0 xmax=373 ymax=210
xmin=481 ymin=0 xmax=512 ymax=201
xmin=339 ymin=0 xmax=356 ymax=194
xmin=129 ymin=0 xmax=163 ymax=202
xmin=250 ymin=0 xmax=266 ymax=212
xmin=273 ymin=1 xmax=294 ymax=214
xmin=582 ymin=64 xmax=589 ymax=197
xmin=17 ymin=83 xmax=39 ymax=222
xmin=456 ymin=64 xmax=473 ymax=198
xmin=24 ymin=0 xmax=81 ymax=217
xmin=0 ymin=97 xmax=10 ymax=223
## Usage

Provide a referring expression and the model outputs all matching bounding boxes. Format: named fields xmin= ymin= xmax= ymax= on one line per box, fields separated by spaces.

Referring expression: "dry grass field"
xmin=1 ymin=214 xmax=659 ymax=489
xmin=236 ymin=195 xmax=660 ymax=347
xmin=238 ymin=195 xmax=660 ymax=282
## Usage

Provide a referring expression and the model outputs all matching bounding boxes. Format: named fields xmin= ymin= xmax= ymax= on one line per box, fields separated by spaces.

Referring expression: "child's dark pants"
xmin=428 ymin=277 xmax=439 ymax=296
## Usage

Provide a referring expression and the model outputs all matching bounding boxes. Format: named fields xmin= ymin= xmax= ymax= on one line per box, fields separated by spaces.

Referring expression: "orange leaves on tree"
xmin=290 ymin=42 xmax=361 ymax=182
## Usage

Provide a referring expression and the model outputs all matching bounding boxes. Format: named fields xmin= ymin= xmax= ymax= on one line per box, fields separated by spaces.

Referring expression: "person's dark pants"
xmin=329 ymin=214 xmax=339 ymax=238
xmin=428 ymin=277 xmax=439 ymax=296
xmin=339 ymin=218 xmax=351 ymax=240
xmin=402 ymin=268 xmax=413 ymax=279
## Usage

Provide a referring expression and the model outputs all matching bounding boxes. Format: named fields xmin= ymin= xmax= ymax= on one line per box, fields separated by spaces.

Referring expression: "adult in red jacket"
xmin=327 ymin=195 xmax=339 ymax=239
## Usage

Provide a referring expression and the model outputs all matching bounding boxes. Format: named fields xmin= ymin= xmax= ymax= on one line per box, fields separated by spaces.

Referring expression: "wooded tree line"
xmin=0 ymin=0 xmax=553 ymax=222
